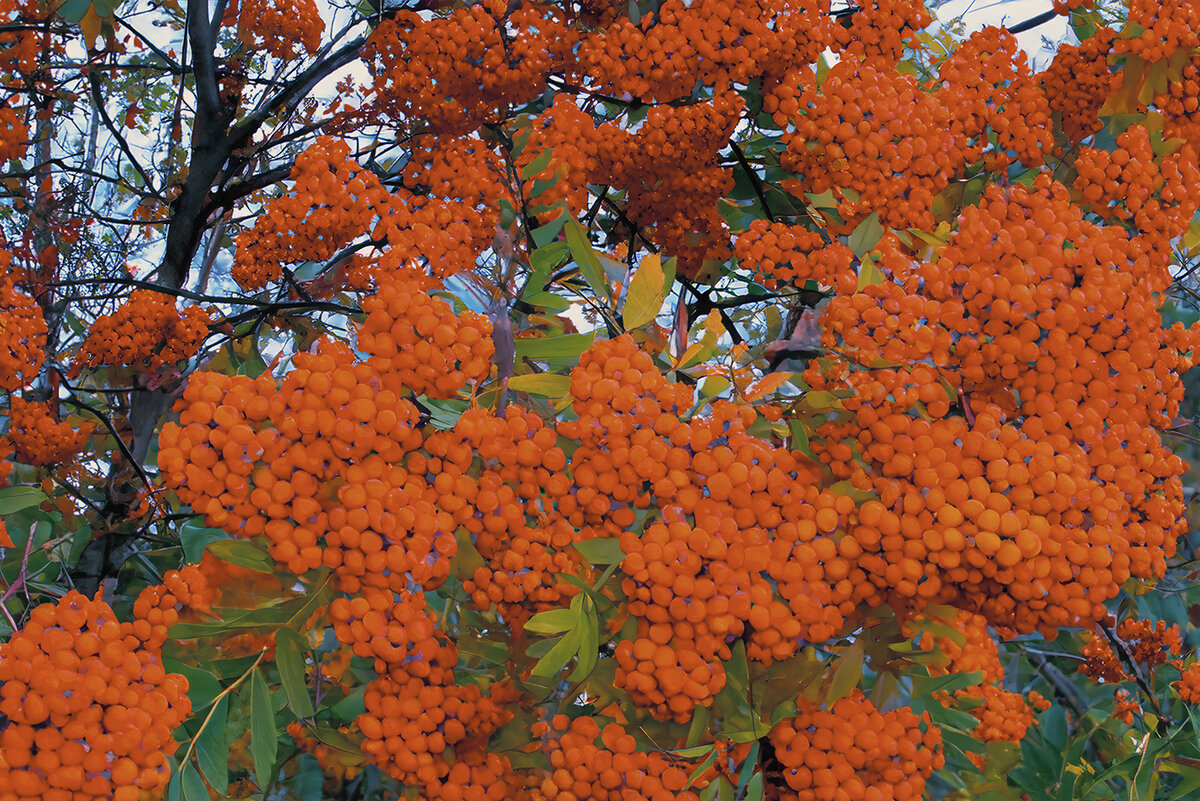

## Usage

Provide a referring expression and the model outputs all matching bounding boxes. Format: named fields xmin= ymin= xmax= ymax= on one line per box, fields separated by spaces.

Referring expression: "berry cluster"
xmin=734 ymin=219 xmax=855 ymax=292
xmin=6 ymin=398 xmax=94 ymax=467
xmin=0 ymin=269 xmax=46 ymax=392
xmin=0 ymin=591 xmax=191 ymax=801
xmin=71 ymin=289 xmax=211 ymax=378
xmin=532 ymin=714 xmax=704 ymax=801
xmin=223 ymin=0 xmax=324 ymax=59
xmin=767 ymin=691 xmax=943 ymax=801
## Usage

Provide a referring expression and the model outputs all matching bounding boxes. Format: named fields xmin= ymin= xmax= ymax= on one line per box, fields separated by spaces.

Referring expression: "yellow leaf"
xmin=506 ymin=373 xmax=572 ymax=398
xmin=622 ymin=254 xmax=668 ymax=329
xmin=856 ymin=253 xmax=884 ymax=291
xmin=1099 ymin=54 xmax=1146 ymax=116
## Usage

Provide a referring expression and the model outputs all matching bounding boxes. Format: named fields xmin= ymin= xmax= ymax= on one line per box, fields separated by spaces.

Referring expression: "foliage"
xmin=3 ymin=0 xmax=1200 ymax=800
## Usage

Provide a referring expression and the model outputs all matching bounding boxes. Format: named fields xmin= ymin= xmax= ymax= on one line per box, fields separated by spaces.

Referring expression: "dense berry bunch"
xmin=71 ymin=289 xmax=211 ymax=377
xmin=807 ymin=175 xmax=1198 ymax=636
xmin=365 ymin=0 xmax=572 ymax=133
xmin=343 ymin=589 xmax=519 ymax=797
xmin=577 ymin=0 xmax=836 ymax=103
xmin=769 ymin=58 xmax=963 ymax=231
xmin=532 ymin=714 xmax=704 ymax=801
xmin=1073 ymin=124 xmax=1200 ymax=244
xmin=1081 ymin=631 xmax=1127 ymax=683
xmin=0 ymin=274 xmax=46 ymax=391
xmin=767 ymin=691 xmax=943 ymax=801
xmin=1038 ymin=28 xmax=1118 ymax=143
xmin=923 ymin=611 xmax=1048 ymax=748
xmin=224 ymin=0 xmax=324 ymax=59
xmin=401 ymin=136 xmax=512 ymax=248
xmin=564 ymin=336 xmax=862 ymax=720
xmin=6 ymin=398 xmax=94 ymax=467
xmin=1115 ymin=617 xmax=1183 ymax=669
xmin=833 ymin=0 xmax=931 ymax=66
xmin=1117 ymin=0 xmax=1200 ymax=62
xmin=591 ymin=93 xmax=743 ymax=277
xmin=937 ymin=27 xmax=1055 ymax=168
xmin=734 ymin=220 xmax=855 ymax=291
xmin=233 ymin=138 xmax=393 ymax=289
xmin=1176 ymin=663 xmax=1200 ymax=704
xmin=357 ymin=271 xmax=495 ymax=398
xmin=0 ymin=591 xmax=191 ymax=801
xmin=1156 ymin=54 xmax=1200 ymax=143
xmin=448 ymin=407 xmax=585 ymax=620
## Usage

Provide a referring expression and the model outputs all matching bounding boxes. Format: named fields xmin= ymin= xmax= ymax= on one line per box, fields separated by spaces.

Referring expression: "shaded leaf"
xmin=515 ymin=332 xmax=596 ymax=361
xmin=275 ymin=627 xmax=315 ymax=717
xmin=572 ymin=538 xmax=624 ymax=564
xmin=848 ymin=212 xmax=884 ymax=256
xmin=206 ymin=538 xmax=274 ymax=573
xmin=531 ymin=627 xmax=581 ymax=679
xmin=195 ymin=695 xmax=229 ymax=795
xmin=250 ymin=668 xmax=277 ymax=789
xmin=0 ymin=486 xmax=48 ymax=516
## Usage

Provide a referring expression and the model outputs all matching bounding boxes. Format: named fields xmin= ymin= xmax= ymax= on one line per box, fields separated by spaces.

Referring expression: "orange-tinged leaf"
xmin=79 ymin=5 xmax=102 ymax=46
xmin=1099 ymin=54 xmax=1146 ymax=116
xmin=742 ymin=372 xmax=791 ymax=401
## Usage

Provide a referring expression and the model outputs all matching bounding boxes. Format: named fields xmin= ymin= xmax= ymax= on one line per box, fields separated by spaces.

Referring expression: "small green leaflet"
xmin=250 ymin=668 xmax=277 ymax=789
xmin=275 ymin=628 xmax=315 ymax=717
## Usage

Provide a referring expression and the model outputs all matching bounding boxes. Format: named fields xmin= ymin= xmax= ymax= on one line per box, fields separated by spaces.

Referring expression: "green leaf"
xmin=523 ymin=291 xmax=570 ymax=313
xmin=250 ymin=668 xmax=277 ymax=789
xmin=275 ymin=628 xmax=315 ymax=717
xmin=623 ymin=254 xmax=669 ymax=329
xmin=56 ymin=0 xmax=91 ymax=22
xmin=735 ymin=742 xmax=760 ymax=801
xmin=564 ymin=218 xmax=609 ymax=301
xmin=742 ymin=771 xmax=764 ymax=801
xmin=311 ymin=724 xmax=363 ymax=754
xmin=180 ymin=760 xmax=209 ymax=801
xmin=179 ymin=521 xmax=226 ymax=564
xmin=507 ymin=373 xmax=573 ymax=397
xmin=195 ymin=695 xmax=229 ymax=795
xmin=825 ymin=640 xmax=864 ymax=703
xmin=912 ymin=670 xmax=984 ymax=697
xmin=529 ymin=241 xmax=570 ymax=277
xmin=515 ymin=332 xmax=596 ymax=361
xmin=206 ymin=538 xmax=274 ymax=572
xmin=525 ymin=608 xmax=578 ymax=635
xmin=521 ymin=148 xmax=554 ymax=181
xmin=568 ymin=605 xmax=599 ymax=682
xmin=572 ymin=538 xmax=624 ymax=564
xmin=292 ymin=754 xmax=324 ymax=801
xmin=162 ymin=660 xmax=222 ymax=712
xmin=848 ymin=212 xmax=884 ymax=256
xmin=0 ymin=486 xmax=48 ymax=516
xmin=330 ymin=686 xmax=366 ymax=719
xmin=532 ymin=211 xmax=569 ymax=249
xmin=531 ymin=626 xmax=581 ymax=679
xmin=856 ymin=253 xmax=885 ymax=291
